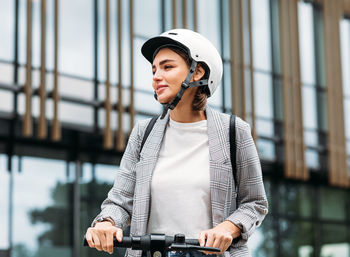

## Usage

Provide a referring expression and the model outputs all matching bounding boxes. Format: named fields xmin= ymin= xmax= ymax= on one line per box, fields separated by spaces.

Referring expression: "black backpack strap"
xmin=140 ymin=116 xmax=158 ymax=154
xmin=230 ymin=115 xmax=237 ymax=188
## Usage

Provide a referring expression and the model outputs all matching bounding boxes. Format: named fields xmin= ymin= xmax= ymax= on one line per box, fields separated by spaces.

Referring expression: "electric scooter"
xmin=83 ymin=233 xmax=221 ymax=257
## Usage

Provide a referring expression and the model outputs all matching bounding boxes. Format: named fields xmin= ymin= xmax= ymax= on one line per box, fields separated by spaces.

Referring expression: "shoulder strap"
xmin=229 ymin=115 xmax=237 ymax=186
xmin=140 ymin=116 xmax=158 ymax=154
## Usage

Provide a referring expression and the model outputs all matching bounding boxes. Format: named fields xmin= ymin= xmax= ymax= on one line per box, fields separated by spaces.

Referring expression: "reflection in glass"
xmin=248 ymin=216 xmax=276 ymax=257
xmin=252 ymin=0 xmax=271 ymax=71
xmin=279 ymin=183 xmax=313 ymax=218
xmin=320 ymin=187 xmax=346 ymax=221
xmin=0 ymin=155 xmax=10 ymax=249
xmin=320 ymin=224 xmax=349 ymax=257
xmin=280 ymin=219 xmax=314 ymax=257
xmin=12 ymin=157 xmax=72 ymax=257
xmin=80 ymin=163 xmax=118 ymax=257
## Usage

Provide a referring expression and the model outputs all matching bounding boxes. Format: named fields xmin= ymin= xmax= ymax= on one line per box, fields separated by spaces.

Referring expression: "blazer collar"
xmin=141 ymin=107 xmax=230 ymax=165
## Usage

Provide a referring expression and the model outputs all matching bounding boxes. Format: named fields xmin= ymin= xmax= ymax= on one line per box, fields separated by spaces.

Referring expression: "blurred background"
xmin=0 ymin=0 xmax=350 ymax=256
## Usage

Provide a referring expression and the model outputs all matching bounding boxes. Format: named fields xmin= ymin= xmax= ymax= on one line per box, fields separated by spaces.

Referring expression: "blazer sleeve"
xmin=91 ymin=120 xmax=146 ymax=229
xmin=225 ymin=121 xmax=268 ymax=247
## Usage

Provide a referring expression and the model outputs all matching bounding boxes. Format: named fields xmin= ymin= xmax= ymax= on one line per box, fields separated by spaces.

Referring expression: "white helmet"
xmin=142 ymin=29 xmax=223 ymax=97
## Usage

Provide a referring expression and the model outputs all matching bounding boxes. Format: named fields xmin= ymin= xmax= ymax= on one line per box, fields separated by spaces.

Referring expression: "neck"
xmin=169 ymin=101 xmax=206 ymax=123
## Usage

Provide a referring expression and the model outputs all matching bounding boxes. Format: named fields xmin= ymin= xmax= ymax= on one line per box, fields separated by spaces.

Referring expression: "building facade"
xmin=0 ymin=0 xmax=350 ymax=256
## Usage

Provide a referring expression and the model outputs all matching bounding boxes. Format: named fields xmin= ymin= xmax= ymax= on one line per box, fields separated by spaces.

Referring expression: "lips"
xmin=156 ymin=84 xmax=168 ymax=93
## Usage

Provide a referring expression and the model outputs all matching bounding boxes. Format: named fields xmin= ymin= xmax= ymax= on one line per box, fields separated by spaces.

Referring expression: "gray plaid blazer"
xmin=93 ymin=107 xmax=268 ymax=257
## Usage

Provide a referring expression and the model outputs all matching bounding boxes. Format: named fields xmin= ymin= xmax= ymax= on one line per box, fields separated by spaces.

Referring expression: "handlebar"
xmin=83 ymin=233 xmax=220 ymax=253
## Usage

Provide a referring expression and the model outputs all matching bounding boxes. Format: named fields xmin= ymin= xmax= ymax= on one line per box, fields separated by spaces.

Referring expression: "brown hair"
xmin=165 ymin=46 xmax=209 ymax=111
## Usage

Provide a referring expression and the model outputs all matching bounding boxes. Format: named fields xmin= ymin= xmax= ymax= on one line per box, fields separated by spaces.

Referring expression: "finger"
xmin=85 ymin=230 xmax=94 ymax=248
xmin=92 ymin=233 xmax=102 ymax=251
xmin=101 ymin=233 xmax=109 ymax=252
xmin=106 ymin=230 xmax=114 ymax=254
xmin=203 ymin=233 xmax=215 ymax=255
xmin=116 ymin=228 xmax=123 ymax=243
xmin=198 ymin=231 xmax=207 ymax=247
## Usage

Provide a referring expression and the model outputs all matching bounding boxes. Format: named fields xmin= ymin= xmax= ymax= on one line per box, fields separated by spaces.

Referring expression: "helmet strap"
xmin=159 ymin=60 xmax=208 ymax=119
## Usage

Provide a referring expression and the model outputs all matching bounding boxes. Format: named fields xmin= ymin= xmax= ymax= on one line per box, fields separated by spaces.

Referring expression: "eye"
xmin=164 ymin=65 xmax=173 ymax=70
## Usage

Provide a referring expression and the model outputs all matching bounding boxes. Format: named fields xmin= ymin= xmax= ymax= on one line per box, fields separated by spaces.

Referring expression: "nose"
xmin=153 ymin=69 xmax=162 ymax=82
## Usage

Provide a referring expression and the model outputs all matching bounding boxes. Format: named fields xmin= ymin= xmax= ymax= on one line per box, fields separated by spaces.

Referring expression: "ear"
xmin=192 ymin=65 xmax=205 ymax=82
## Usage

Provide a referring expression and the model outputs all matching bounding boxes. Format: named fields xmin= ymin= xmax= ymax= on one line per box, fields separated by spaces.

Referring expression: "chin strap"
xmin=157 ymin=60 xmax=208 ymax=119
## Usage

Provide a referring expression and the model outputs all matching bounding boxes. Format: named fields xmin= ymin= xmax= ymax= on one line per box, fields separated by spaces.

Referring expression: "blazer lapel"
xmin=135 ymin=113 xmax=169 ymax=235
xmin=206 ymin=107 xmax=232 ymax=227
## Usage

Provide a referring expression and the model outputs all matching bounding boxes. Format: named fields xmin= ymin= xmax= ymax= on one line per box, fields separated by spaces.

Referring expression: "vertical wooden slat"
xmin=52 ymin=0 xmax=60 ymax=141
xmin=290 ymin=0 xmax=307 ymax=180
xmin=344 ymin=0 xmax=350 ymax=14
xmin=116 ymin=0 xmax=124 ymax=151
xmin=193 ymin=0 xmax=197 ymax=31
xmin=248 ymin=0 xmax=256 ymax=140
xmin=24 ymin=0 xmax=33 ymax=137
xmin=280 ymin=0 xmax=293 ymax=179
xmin=279 ymin=0 xmax=308 ymax=181
xmin=172 ymin=0 xmax=177 ymax=28
xmin=183 ymin=0 xmax=187 ymax=28
xmin=229 ymin=0 xmax=238 ymax=115
xmin=38 ymin=0 xmax=47 ymax=139
xmin=239 ymin=0 xmax=246 ymax=119
xmin=322 ymin=0 xmax=349 ymax=187
xmin=104 ymin=0 xmax=113 ymax=149
xmin=129 ymin=0 xmax=135 ymax=131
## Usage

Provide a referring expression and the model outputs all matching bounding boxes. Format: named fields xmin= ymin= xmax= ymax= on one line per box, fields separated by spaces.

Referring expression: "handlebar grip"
xmin=83 ymin=236 xmax=132 ymax=248
xmin=184 ymin=239 xmax=199 ymax=246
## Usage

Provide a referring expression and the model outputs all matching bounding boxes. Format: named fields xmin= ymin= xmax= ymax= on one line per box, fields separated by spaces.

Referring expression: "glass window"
xmin=134 ymin=0 xmax=161 ymax=38
xmin=0 ymin=155 xmax=10 ymax=249
xmin=248 ymin=216 xmax=276 ymax=257
xmin=0 ymin=90 xmax=13 ymax=113
xmin=0 ymin=0 xmax=14 ymax=61
xmin=302 ymin=86 xmax=318 ymax=130
xmin=80 ymin=163 xmax=117 ymax=257
xmin=320 ymin=224 xmax=349 ymax=257
xmin=280 ymin=219 xmax=315 ymax=257
xmin=59 ymin=0 xmax=93 ymax=79
xmin=0 ymin=62 xmax=13 ymax=84
xmin=251 ymin=0 xmax=272 ymax=72
xmin=254 ymin=73 xmax=273 ymax=119
xmin=320 ymin=187 xmax=346 ymax=221
xmin=197 ymin=0 xmax=220 ymax=51
xmin=340 ymin=19 xmax=350 ymax=97
xmin=298 ymin=2 xmax=316 ymax=86
xmin=256 ymin=139 xmax=275 ymax=161
xmin=134 ymin=38 xmax=153 ymax=92
xmin=12 ymin=156 xmax=72 ymax=257
xmin=279 ymin=183 xmax=313 ymax=218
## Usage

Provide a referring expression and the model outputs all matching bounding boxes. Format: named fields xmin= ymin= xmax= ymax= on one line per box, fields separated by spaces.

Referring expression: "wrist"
xmin=94 ymin=217 xmax=115 ymax=227
xmin=222 ymin=220 xmax=241 ymax=238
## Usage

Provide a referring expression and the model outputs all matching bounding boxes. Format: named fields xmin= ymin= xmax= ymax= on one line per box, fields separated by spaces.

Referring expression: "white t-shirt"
xmin=146 ymin=118 xmax=212 ymax=238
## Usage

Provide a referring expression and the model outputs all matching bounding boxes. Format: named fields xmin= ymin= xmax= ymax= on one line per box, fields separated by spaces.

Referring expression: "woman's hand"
xmin=85 ymin=221 xmax=123 ymax=255
xmin=198 ymin=221 xmax=241 ymax=255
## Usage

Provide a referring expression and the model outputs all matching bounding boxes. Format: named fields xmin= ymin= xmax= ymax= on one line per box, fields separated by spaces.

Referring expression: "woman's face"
xmin=152 ymin=48 xmax=190 ymax=104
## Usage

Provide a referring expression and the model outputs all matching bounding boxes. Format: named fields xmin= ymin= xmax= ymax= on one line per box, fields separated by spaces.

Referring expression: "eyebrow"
xmin=152 ymin=59 xmax=176 ymax=69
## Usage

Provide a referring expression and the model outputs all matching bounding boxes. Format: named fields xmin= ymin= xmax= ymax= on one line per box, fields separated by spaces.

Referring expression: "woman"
xmin=85 ymin=29 xmax=268 ymax=257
